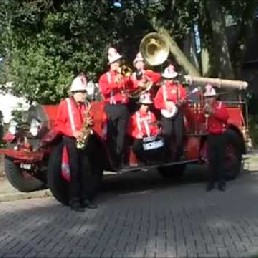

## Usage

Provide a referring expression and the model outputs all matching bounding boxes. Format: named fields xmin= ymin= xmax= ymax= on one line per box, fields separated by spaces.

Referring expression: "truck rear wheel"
xmin=4 ymin=157 xmax=45 ymax=192
xmin=158 ymin=164 xmax=186 ymax=181
xmin=225 ymin=130 xmax=243 ymax=180
xmin=47 ymin=142 xmax=69 ymax=205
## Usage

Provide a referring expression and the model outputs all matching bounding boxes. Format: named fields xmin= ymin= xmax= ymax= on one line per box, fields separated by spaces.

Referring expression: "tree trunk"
xmin=183 ymin=31 xmax=200 ymax=72
xmin=231 ymin=2 xmax=257 ymax=78
xmin=151 ymin=21 xmax=200 ymax=76
xmin=206 ymin=0 xmax=234 ymax=79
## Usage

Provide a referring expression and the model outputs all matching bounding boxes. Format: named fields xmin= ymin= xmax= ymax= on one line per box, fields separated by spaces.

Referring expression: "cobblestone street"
xmin=1 ymin=163 xmax=258 ymax=258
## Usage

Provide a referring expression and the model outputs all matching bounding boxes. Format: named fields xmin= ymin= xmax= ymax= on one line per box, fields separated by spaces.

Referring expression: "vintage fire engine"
xmin=0 ymin=33 xmax=251 ymax=205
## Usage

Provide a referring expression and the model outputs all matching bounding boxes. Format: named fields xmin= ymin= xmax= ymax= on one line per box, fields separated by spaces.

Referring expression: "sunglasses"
xmin=73 ymin=90 xmax=87 ymax=93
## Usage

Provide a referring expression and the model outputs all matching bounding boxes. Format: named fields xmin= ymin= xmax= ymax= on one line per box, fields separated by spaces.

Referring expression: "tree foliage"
xmin=0 ymin=0 xmax=257 ymax=103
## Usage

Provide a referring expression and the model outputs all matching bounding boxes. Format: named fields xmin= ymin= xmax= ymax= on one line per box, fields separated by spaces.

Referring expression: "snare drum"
xmin=142 ymin=136 xmax=164 ymax=151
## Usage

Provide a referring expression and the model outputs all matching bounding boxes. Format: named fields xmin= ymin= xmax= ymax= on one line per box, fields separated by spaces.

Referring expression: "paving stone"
xmin=1 ymin=168 xmax=258 ymax=257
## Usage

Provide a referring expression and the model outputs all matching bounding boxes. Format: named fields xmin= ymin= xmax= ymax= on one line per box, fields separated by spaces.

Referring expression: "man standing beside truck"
xmin=203 ymin=84 xmax=229 ymax=192
xmin=54 ymin=74 xmax=98 ymax=212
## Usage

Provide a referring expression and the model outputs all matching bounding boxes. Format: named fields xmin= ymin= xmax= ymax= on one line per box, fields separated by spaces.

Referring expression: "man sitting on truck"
xmin=203 ymin=84 xmax=229 ymax=192
xmin=128 ymin=92 xmax=164 ymax=164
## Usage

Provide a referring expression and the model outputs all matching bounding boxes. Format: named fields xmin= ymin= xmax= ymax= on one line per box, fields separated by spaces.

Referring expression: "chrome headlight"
xmin=9 ymin=120 xmax=18 ymax=135
xmin=29 ymin=118 xmax=41 ymax=137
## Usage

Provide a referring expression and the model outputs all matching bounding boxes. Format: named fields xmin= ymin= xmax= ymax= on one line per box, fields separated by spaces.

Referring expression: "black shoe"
xmin=206 ymin=183 xmax=215 ymax=192
xmin=218 ymin=184 xmax=226 ymax=192
xmin=81 ymin=199 xmax=98 ymax=209
xmin=70 ymin=202 xmax=85 ymax=212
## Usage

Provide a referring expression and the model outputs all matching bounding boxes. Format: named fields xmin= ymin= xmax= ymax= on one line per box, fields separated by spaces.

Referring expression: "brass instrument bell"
xmin=120 ymin=64 xmax=132 ymax=77
xmin=139 ymin=32 xmax=170 ymax=66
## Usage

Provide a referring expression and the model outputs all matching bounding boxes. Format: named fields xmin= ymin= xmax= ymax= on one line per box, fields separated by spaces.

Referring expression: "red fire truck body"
xmin=0 ymin=77 xmax=251 ymax=205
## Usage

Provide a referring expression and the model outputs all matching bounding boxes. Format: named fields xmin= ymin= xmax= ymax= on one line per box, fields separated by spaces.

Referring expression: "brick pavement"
xmin=0 ymin=165 xmax=258 ymax=258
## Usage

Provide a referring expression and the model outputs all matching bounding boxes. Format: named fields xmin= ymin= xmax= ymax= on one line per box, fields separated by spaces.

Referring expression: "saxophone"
xmin=76 ymin=102 xmax=93 ymax=150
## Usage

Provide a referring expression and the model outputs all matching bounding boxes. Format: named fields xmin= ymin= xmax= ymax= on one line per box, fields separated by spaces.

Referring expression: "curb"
xmin=0 ymin=189 xmax=53 ymax=203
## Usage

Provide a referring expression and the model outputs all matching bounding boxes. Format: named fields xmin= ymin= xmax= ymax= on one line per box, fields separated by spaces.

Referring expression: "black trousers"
xmin=161 ymin=111 xmax=184 ymax=158
xmin=207 ymin=134 xmax=226 ymax=186
xmin=63 ymin=136 xmax=92 ymax=201
xmin=104 ymin=103 xmax=129 ymax=162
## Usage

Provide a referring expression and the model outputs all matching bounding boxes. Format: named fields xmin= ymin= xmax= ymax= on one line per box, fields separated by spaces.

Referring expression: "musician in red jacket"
xmin=128 ymin=92 xmax=164 ymax=163
xmin=131 ymin=52 xmax=161 ymax=99
xmin=54 ymin=74 xmax=97 ymax=212
xmin=98 ymin=48 xmax=135 ymax=167
xmin=203 ymin=84 xmax=229 ymax=192
xmin=154 ymin=64 xmax=187 ymax=160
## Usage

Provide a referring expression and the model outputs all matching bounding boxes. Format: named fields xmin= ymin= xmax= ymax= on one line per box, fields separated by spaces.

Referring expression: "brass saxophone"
xmin=76 ymin=102 xmax=93 ymax=150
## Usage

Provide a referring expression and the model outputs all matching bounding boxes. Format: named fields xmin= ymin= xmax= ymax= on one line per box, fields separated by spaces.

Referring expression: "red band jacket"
xmin=154 ymin=81 xmax=187 ymax=110
xmin=207 ymin=101 xmax=228 ymax=134
xmin=98 ymin=70 xmax=136 ymax=104
xmin=54 ymin=97 xmax=92 ymax=137
xmin=128 ymin=110 xmax=159 ymax=138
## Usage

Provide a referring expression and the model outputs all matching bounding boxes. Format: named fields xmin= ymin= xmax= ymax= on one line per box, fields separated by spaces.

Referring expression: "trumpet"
xmin=203 ymin=101 xmax=213 ymax=118
xmin=115 ymin=64 xmax=132 ymax=84
xmin=120 ymin=64 xmax=132 ymax=77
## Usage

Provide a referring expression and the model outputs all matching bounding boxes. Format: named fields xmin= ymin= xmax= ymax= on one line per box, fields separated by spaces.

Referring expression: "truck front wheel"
xmin=4 ymin=157 xmax=45 ymax=192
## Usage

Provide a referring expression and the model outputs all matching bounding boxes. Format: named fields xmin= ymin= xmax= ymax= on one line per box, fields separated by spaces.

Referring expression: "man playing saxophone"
xmin=54 ymin=74 xmax=97 ymax=212
xmin=203 ymin=84 xmax=229 ymax=192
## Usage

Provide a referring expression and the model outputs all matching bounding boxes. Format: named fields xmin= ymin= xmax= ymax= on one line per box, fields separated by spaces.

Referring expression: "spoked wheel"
xmin=4 ymin=142 xmax=45 ymax=192
xmin=158 ymin=164 xmax=186 ymax=182
xmin=224 ymin=130 xmax=242 ymax=180
xmin=4 ymin=157 xmax=45 ymax=192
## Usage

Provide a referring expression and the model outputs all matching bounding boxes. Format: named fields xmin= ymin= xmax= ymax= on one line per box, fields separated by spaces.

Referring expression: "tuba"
xmin=139 ymin=32 xmax=170 ymax=66
xmin=129 ymin=32 xmax=170 ymax=98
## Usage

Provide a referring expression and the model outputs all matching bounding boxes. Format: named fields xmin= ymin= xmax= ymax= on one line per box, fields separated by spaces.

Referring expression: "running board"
xmin=117 ymin=159 xmax=200 ymax=173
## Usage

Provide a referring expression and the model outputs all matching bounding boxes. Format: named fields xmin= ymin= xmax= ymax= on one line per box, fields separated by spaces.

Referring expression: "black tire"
xmin=85 ymin=135 xmax=104 ymax=200
xmin=4 ymin=157 xmax=45 ymax=192
xmin=158 ymin=164 xmax=186 ymax=181
xmin=47 ymin=135 xmax=104 ymax=206
xmin=47 ymin=141 xmax=69 ymax=205
xmin=225 ymin=129 xmax=243 ymax=180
